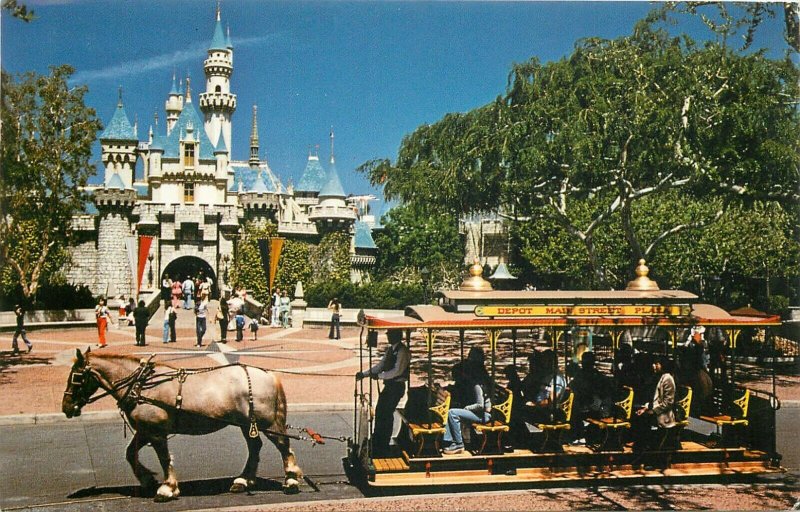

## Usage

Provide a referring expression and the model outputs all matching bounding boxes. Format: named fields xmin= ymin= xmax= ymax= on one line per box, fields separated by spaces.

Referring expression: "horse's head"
xmin=62 ymin=348 xmax=100 ymax=418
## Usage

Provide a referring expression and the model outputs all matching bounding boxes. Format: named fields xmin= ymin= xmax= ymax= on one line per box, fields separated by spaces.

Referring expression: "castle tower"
xmin=249 ymin=104 xmax=259 ymax=168
xmin=94 ymin=170 xmax=137 ymax=298
xmin=165 ymin=73 xmax=184 ymax=135
xmin=99 ymin=89 xmax=138 ymax=190
xmin=308 ymin=129 xmax=357 ymax=232
xmin=199 ymin=5 xmax=236 ymax=159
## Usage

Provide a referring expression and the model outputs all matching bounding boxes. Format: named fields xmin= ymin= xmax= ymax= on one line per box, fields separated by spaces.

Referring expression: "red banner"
xmin=137 ymin=236 xmax=154 ymax=295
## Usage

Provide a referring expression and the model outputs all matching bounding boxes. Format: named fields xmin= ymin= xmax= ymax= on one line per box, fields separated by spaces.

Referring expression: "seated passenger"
xmin=442 ymin=347 xmax=492 ymax=455
xmin=570 ymin=351 xmax=614 ymax=443
xmin=632 ymin=356 xmax=676 ymax=454
xmin=521 ymin=349 xmax=567 ymax=425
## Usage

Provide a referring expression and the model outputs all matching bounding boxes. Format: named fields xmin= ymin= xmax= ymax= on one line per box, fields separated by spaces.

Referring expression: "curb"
xmin=0 ymin=402 xmax=353 ymax=426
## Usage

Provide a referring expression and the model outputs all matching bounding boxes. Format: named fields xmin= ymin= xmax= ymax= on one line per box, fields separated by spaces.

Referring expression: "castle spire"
xmin=117 ymin=85 xmax=123 ymax=106
xmin=329 ymin=127 xmax=335 ymax=165
xmin=249 ymin=104 xmax=260 ymax=168
xmin=185 ymin=75 xmax=191 ymax=103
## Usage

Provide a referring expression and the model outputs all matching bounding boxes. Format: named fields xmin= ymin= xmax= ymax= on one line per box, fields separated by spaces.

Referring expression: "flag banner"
xmin=257 ymin=239 xmax=271 ymax=289
xmin=269 ymin=237 xmax=285 ymax=292
xmin=137 ymin=236 xmax=154 ymax=294
xmin=125 ymin=237 xmax=137 ymax=298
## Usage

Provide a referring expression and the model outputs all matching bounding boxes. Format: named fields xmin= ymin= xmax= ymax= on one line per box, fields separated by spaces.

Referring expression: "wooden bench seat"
xmin=531 ymin=389 xmax=574 ymax=453
xmin=399 ymin=385 xmax=451 ymax=458
xmin=473 ymin=386 xmax=514 ymax=454
xmin=587 ymin=386 xmax=634 ymax=451
xmin=700 ymin=387 xmax=750 ymax=447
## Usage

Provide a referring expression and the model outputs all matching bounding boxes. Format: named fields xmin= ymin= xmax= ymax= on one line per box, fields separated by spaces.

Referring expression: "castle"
xmin=66 ymin=7 xmax=377 ymax=299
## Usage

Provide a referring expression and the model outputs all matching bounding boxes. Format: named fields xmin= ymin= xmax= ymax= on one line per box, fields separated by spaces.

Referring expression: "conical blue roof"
xmin=169 ymin=74 xmax=178 ymax=95
xmin=106 ymin=172 xmax=125 ymax=190
xmin=100 ymin=101 xmax=137 ymax=141
xmin=319 ymin=161 xmax=345 ymax=198
xmin=296 ymin=156 xmax=327 ymax=192
xmin=250 ymin=171 xmax=269 ymax=193
xmin=209 ymin=17 xmax=228 ymax=51
xmin=162 ymin=101 xmax=216 ymax=160
xmin=354 ymin=221 xmax=377 ymax=250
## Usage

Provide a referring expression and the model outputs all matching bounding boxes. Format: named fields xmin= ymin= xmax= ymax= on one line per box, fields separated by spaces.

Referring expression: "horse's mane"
xmin=87 ymin=351 xmax=179 ymax=369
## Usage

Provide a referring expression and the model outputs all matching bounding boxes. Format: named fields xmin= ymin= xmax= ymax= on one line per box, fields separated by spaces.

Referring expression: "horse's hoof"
xmin=230 ymin=477 xmax=248 ymax=493
xmin=283 ymin=478 xmax=300 ymax=494
xmin=155 ymin=484 xmax=177 ymax=502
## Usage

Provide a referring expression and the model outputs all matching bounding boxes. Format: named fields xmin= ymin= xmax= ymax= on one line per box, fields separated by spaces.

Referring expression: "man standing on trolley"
xmin=356 ymin=329 xmax=410 ymax=457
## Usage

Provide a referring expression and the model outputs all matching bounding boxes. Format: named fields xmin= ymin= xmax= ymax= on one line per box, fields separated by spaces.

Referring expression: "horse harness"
xmin=68 ymin=357 xmax=262 ymax=438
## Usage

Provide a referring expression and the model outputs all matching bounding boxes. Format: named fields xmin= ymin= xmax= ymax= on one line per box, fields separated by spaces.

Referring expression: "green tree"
xmin=362 ymin=23 xmax=799 ymax=289
xmin=1 ymin=65 xmax=102 ymax=300
xmin=373 ymin=203 xmax=463 ymax=285
xmin=230 ymin=221 xmax=277 ymax=303
xmin=2 ymin=0 xmax=35 ymax=22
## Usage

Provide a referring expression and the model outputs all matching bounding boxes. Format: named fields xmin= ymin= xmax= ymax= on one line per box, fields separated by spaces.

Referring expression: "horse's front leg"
xmin=231 ymin=426 xmax=263 ymax=493
xmin=150 ymin=437 xmax=180 ymax=502
xmin=126 ymin=431 xmax=157 ymax=492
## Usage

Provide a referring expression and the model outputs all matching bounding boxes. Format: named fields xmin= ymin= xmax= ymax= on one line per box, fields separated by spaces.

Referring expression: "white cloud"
xmin=72 ymin=34 xmax=279 ymax=84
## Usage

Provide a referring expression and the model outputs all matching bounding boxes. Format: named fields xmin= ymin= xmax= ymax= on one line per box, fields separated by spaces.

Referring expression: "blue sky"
xmin=2 ymin=1 xmax=789 ymax=207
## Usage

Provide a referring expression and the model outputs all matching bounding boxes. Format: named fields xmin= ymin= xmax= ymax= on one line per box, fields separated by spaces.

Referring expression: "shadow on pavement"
xmin=67 ymin=476 xmax=285 ymax=500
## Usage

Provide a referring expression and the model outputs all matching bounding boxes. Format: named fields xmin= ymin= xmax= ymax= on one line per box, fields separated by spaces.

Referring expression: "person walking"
xmin=95 ymin=298 xmax=111 ymax=348
xmin=235 ymin=310 xmax=245 ymax=342
xmin=356 ymin=329 xmax=410 ymax=457
xmin=328 ymin=297 xmax=341 ymax=340
xmin=171 ymin=278 xmax=183 ymax=309
xmin=133 ymin=300 xmax=149 ymax=346
xmin=271 ymin=288 xmax=281 ymax=327
xmin=217 ymin=296 xmax=229 ymax=343
xmin=11 ymin=304 xmax=33 ymax=355
xmin=182 ymin=276 xmax=195 ymax=310
xmin=161 ymin=276 xmax=172 ymax=303
xmin=280 ymin=290 xmax=291 ymax=328
xmin=163 ymin=301 xmax=174 ymax=344
xmin=195 ymin=297 xmax=208 ymax=347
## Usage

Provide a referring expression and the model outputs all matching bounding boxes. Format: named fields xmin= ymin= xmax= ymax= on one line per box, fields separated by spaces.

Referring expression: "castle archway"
xmin=162 ymin=256 xmax=218 ymax=298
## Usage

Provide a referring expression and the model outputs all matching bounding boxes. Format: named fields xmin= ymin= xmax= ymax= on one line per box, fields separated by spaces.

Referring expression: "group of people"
xmin=357 ymin=328 xmax=684 ymax=458
xmin=269 ymin=288 xmax=292 ymax=329
xmin=162 ymin=274 xmax=213 ymax=311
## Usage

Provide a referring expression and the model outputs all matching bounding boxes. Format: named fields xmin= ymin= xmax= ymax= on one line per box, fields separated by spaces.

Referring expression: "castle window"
xmin=215 ymin=85 xmax=221 ymax=93
xmin=184 ymin=182 xmax=194 ymax=203
xmin=184 ymin=143 xmax=195 ymax=167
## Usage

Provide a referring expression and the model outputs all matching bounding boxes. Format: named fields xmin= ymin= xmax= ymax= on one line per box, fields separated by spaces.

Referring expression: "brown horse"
xmin=62 ymin=348 xmax=302 ymax=501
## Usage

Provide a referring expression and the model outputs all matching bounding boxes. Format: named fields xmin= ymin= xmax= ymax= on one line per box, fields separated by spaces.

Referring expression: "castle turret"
xmin=99 ymin=89 xmax=138 ymax=190
xmin=93 ymin=169 xmax=137 ymax=298
xmin=165 ymin=72 xmax=184 ymax=134
xmin=199 ymin=5 xmax=236 ymax=159
xmin=308 ymin=129 xmax=357 ymax=232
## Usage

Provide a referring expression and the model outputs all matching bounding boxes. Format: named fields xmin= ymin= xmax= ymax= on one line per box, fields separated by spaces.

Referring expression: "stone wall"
xmin=97 ymin=210 xmax=133 ymax=298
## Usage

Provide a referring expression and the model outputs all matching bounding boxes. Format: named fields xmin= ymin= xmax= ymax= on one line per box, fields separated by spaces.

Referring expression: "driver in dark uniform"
xmin=356 ymin=329 xmax=410 ymax=457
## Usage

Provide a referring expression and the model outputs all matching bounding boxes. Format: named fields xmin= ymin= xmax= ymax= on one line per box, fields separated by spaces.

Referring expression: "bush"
xmin=306 ymin=280 xmax=424 ymax=309
xmin=0 ymin=282 xmax=95 ymax=311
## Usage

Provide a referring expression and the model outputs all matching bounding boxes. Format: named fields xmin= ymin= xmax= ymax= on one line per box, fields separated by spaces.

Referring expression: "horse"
xmin=61 ymin=348 xmax=302 ymax=501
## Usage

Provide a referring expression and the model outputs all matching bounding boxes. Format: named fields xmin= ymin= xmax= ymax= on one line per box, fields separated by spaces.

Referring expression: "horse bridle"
xmin=64 ymin=357 xmax=156 ymax=414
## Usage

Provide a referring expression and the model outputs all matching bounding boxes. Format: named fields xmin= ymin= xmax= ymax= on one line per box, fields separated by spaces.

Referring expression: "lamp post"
xmin=420 ymin=266 xmax=430 ymax=304
xmin=147 ymin=253 xmax=154 ymax=288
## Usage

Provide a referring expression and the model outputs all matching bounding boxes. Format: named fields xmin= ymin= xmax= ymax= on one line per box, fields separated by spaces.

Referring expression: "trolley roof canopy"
xmin=366 ymin=289 xmax=781 ymax=331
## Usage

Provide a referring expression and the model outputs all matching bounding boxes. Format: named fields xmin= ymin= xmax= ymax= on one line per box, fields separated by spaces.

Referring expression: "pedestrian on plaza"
xmin=182 ymin=275 xmax=195 ymax=310
xmin=168 ymin=302 xmax=178 ymax=342
xmin=280 ymin=290 xmax=292 ymax=328
xmin=195 ymin=297 xmax=208 ymax=347
xmin=250 ymin=316 xmax=259 ymax=341
xmin=328 ymin=297 xmax=341 ymax=340
xmin=171 ymin=277 xmax=183 ymax=309
xmin=271 ymin=288 xmax=281 ymax=327
xmin=133 ymin=299 xmax=149 ymax=346
xmin=11 ymin=304 xmax=33 ymax=355
xmin=216 ymin=296 xmax=229 ymax=343
xmin=356 ymin=329 xmax=410 ymax=457
xmin=125 ymin=297 xmax=136 ymax=326
xmin=161 ymin=276 xmax=172 ymax=303
xmin=95 ymin=298 xmax=111 ymax=348
xmin=163 ymin=301 xmax=174 ymax=343
xmin=117 ymin=295 xmax=127 ymax=323
xmin=235 ymin=310 xmax=245 ymax=342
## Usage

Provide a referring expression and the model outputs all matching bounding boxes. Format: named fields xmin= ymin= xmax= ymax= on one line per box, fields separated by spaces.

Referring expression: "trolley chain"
xmin=286 ymin=424 xmax=349 ymax=445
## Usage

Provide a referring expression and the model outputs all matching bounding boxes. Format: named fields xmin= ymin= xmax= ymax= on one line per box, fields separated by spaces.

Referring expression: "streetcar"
xmin=345 ymin=260 xmax=784 ymax=490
